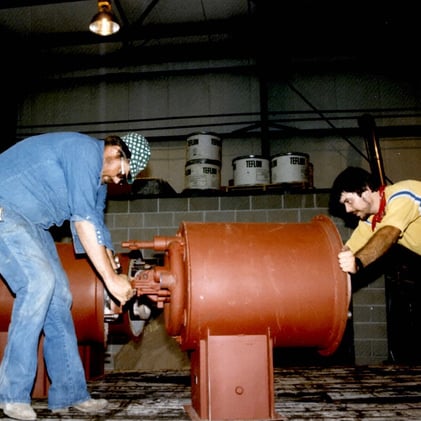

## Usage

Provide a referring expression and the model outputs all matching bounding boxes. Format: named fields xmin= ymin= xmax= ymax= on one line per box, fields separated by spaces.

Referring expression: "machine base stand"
xmin=189 ymin=334 xmax=285 ymax=420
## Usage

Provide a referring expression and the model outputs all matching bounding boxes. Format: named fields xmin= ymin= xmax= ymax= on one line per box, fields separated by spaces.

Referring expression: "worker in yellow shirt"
xmin=329 ymin=167 xmax=421 ymax=274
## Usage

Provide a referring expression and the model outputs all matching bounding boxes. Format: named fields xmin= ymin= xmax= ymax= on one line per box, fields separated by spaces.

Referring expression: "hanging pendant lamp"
xmin=89 ymin=0 xmax=120 ymax=36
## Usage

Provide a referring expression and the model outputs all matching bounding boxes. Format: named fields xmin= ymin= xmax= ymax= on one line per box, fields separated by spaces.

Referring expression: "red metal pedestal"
xmin=187 ymin=333 xmax=284 ymax=420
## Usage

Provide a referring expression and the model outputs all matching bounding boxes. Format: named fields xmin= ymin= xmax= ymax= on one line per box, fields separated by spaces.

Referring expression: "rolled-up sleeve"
xmin=70 ymin=202 xmax=114 ymax=254
xmin=64 ymin=140 xmax=114 ymax=254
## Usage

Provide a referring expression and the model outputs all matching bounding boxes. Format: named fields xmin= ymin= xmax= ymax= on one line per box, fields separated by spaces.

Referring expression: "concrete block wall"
xmin=105 ymin=191 xmax=388 ymax=365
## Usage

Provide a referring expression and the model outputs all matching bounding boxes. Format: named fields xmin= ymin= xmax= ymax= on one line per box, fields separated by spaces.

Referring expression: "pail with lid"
xmin=185 ymin=159 xmax=221 ymax=190
xmin=186 ymin=132 xmax=222 ymax=161
xmin=232 ymin=155 xmax=270 ymax=186
xmin=271 ymin=152 xmax=309 ymax=185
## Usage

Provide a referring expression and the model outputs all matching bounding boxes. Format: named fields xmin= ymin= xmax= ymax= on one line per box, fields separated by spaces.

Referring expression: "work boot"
xmin=52 ymin=398 xmax=108 ymax=414
xmin=2 ymin=403 xmax=37 ymax=420
xmin=74 ymin=398 xmax=109 ymax=412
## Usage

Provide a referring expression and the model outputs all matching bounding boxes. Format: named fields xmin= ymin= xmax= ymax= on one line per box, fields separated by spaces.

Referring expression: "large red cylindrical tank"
xmin=166 ymin=215 xmax=350 ymax=356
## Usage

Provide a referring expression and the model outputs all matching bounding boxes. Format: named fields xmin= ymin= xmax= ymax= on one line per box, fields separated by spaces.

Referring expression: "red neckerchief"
xmin=371 ymin=185 xmax=386 ymax=231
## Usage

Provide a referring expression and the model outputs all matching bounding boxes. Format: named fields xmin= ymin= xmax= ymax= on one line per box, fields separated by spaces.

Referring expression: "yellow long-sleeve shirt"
xmin=346 ymin=180 xmax=421 ymax=255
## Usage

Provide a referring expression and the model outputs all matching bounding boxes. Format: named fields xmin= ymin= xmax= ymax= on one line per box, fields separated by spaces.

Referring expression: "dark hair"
xmin=328 ymin=167 xmax=380 ymax=222
xmin=104 ymin=135 xmax=131 ymax=159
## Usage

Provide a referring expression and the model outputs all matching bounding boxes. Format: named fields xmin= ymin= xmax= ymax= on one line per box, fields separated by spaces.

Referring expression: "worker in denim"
xmin=0 ymin=131 xmax=150 ymax=421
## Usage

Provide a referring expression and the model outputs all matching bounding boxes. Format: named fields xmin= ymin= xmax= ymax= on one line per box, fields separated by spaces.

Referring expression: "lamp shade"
xmin=89 ymin=0 xmax=120 ymax=36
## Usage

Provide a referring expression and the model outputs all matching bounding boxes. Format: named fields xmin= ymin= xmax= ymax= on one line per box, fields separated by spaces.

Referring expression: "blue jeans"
xmin=0 ymin=205 xmax=91 ymax=409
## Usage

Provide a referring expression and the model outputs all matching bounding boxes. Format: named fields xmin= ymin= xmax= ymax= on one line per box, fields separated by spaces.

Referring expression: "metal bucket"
xmin=232 ymin=155 xmax=270 ymax=186
xmin=271 ymin=152 xmax=309 ymax=185
xmin=186 ymin=132 xmax=222 ymax=161
xmin=185 ymin=159 xmax=221 ymax=190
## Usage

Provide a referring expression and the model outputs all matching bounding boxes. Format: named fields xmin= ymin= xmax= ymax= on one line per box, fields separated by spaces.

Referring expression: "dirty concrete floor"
xmin=3 ymin=317 xmax=421 ymax=420
xmin=2 ymin=365 xmax=421 ymax=420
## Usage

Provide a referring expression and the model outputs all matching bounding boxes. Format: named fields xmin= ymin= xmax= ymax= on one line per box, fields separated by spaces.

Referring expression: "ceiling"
xmin=1 ymin=0 xmax=255 ymax=78
xmin=1 ymin=0 xmax=420 ymax=81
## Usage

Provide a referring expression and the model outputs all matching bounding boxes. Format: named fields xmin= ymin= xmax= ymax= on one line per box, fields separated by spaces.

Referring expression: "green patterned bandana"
xmin=121 ymin=133 xmax=151 ymax=183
